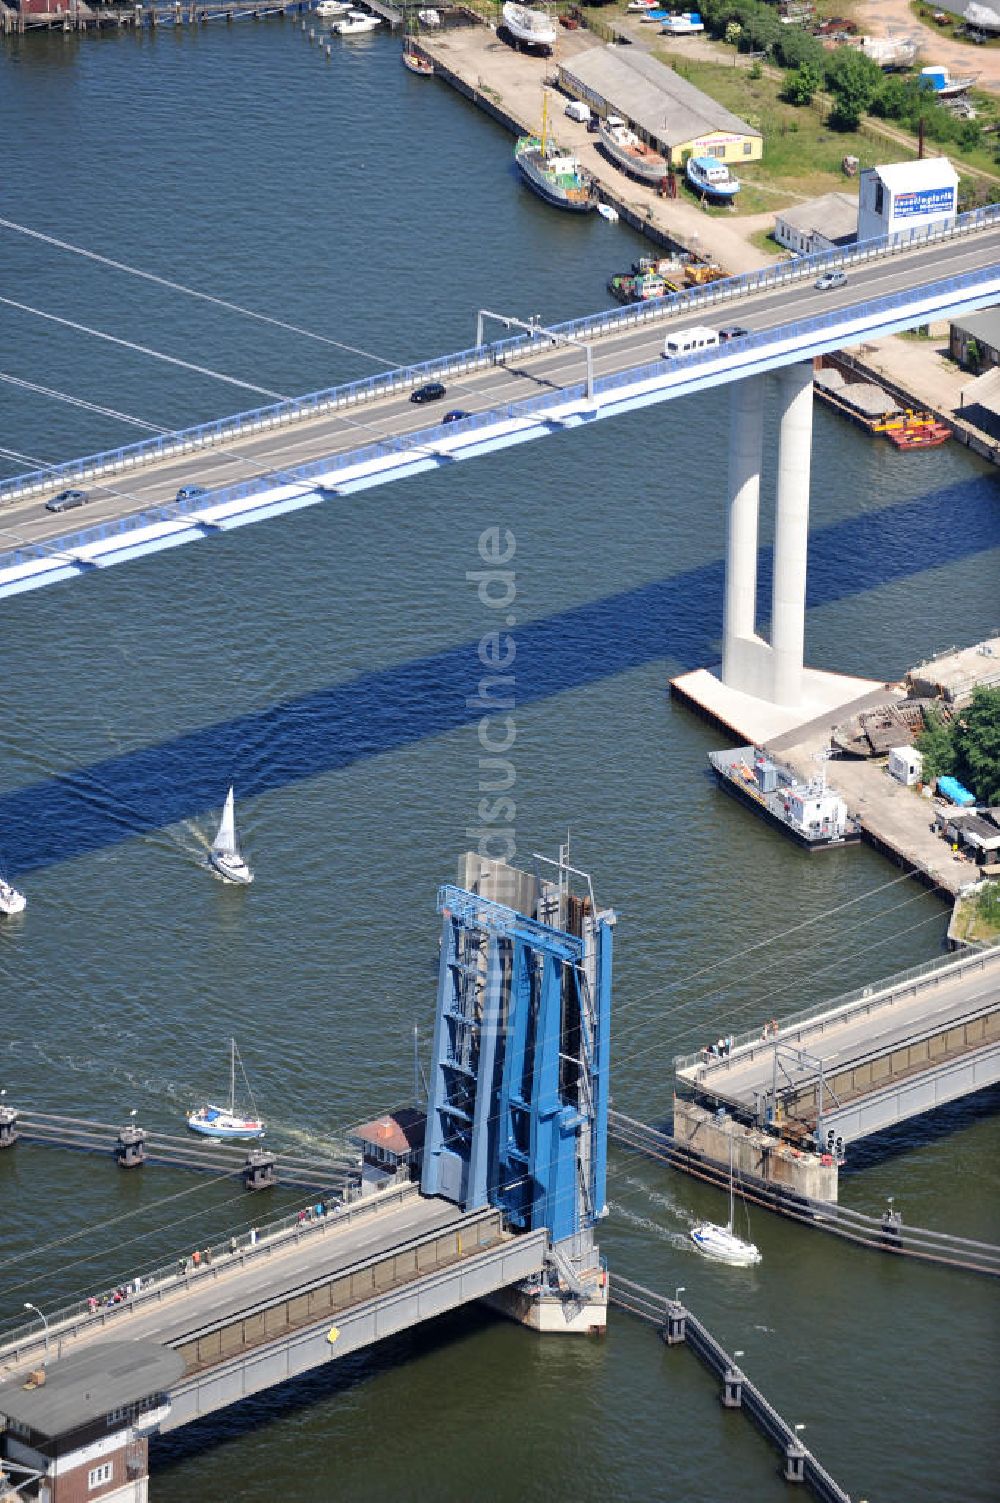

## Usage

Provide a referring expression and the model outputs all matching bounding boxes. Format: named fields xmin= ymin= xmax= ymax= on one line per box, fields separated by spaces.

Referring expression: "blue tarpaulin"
xmin=938 ymin=776 xmax=976 ymax=806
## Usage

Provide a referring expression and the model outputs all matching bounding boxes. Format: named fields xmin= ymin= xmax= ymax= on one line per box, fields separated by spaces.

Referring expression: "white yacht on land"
xmin=502 ymin=2 xmax=557 ymax=50
xmin=208 ymin=787 xmax=254 ymax=885
xmin=187 ymin=1039 xmax=265 ymax=1140
xmin=690 ymin=1134 xmax=762 ymax=1267
xmin=0 ymin=876 xmax=26 ymax=916
xmin=332 ymin=9 xmax=381 ymax=33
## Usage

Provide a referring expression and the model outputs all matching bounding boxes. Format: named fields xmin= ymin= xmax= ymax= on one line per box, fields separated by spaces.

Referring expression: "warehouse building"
xmin=951 ymin=307 xmax=1000 ymax=373
xmin=557 ymin=46 xmax=762 ymax=169
xmin=774 ymin=191 xmax=858 ymax=255
xmin=857 ymin=158 xmax=958 ymax=244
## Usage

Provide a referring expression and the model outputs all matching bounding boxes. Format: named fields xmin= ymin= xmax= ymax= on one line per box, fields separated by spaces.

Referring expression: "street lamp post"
xmin=24 ymin=1302 xmax=50 ymax=1367
xmin=673 ymin=1285 xmax=686 ymax=1303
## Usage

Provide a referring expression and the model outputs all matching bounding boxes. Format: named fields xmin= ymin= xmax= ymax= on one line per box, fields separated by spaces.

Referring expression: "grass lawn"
xmin=653 ymin=52 xmax=891 ymax=210
xmin=749 ymin=228 xmax=792 ymax=255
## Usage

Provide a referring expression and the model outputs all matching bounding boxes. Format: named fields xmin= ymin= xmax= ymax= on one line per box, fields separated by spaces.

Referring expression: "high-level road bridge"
xmin=1 ymin=213 xmax=998 ymax=610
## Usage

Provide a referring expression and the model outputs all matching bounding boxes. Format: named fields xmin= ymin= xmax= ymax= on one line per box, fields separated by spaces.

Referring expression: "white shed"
xmin=888 ymin=745 xmax=923 ymax=786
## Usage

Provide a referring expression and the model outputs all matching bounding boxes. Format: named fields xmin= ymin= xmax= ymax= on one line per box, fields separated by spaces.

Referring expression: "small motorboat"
xmin=403 ymin=49 xmax=434 ymax=72
xmin=208 ymin=787 xmax=254 ymax=886
xmin=331 ymin=8 xmax=381 ymax=33
xmin=0 ymin=876 xmax=26 ymax=916
xmin=187 ymin=1038 xmax=265 ymax=1140
xmin=315 ymin=0 xmax=350 ymax=13
xmin=686 ymin=153 xmax=740 ymax=199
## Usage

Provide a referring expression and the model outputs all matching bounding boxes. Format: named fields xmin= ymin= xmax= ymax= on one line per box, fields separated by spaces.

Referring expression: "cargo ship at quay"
xmin=708 ymin=746 xmax=861 ymax=850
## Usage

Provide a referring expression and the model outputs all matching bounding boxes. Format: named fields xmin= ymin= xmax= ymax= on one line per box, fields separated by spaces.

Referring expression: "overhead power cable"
xmin=0 ymin=215 xmax=410 ymax=371
xmin=0 ymin=295 xmax=288 ymax=400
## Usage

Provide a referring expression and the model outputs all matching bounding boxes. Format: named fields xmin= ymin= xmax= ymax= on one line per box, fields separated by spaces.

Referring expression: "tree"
xmin=825 ymin=50 xmax=881 ymax=129
xmin=916 ymin=707 xmax=957 ymax=783
xmin=725 ymin=20 xmax=742 ymax=46
xmin=954 ymin=687 xmax=1000 ymax=806
xmin=783 ymin=61 xmax=822 ymax=105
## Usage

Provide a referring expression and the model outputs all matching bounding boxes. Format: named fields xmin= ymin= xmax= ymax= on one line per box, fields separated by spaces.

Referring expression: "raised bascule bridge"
xmin=0 ymin=853 xmax=616 ymax=1502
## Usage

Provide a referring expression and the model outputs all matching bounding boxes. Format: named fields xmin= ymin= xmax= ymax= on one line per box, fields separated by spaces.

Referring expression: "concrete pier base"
xmin=673 ymin=1098 xmax=838 ymax=1202
xmin=486 ymin=1269 xmax=608 ymax=1335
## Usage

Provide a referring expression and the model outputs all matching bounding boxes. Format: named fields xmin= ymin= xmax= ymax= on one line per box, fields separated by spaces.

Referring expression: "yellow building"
xmin=558 ymin=47 xmax=763 ymax=169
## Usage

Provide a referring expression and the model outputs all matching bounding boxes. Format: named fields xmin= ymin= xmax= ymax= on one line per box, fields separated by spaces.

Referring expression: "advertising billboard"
xmin=892 ymin=185 xmax=956 ymax=220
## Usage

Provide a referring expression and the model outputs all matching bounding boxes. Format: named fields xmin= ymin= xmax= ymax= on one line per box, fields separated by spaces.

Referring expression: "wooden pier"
xmin=0 ymin=1104 xmax=360 ymax=1195
xmin=1 ymin=0 xmax=313 ymax=34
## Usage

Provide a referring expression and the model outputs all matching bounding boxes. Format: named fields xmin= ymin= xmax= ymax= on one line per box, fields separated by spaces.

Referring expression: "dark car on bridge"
xmin=175 ymin=484 xmax=208 ymax=503
xmin=45 ymin=489 xmax=90 ymax=514
xmin=411 ymin=382 xmax=447 ymax=404
xmin=443 ymin=409 xmax=469 ymax=423
xmin=719 ymin=324 xmax=750 ymax=342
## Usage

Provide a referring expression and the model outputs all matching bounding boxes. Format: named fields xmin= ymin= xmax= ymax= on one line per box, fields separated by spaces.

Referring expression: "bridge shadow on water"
xmin=838 ymin=1081 xmax=1000 ymax=1179
xmin=150 ymin=1303 xmax=504 ymax=1467
xmin=2 ymin=479 xmax=998 ymax=874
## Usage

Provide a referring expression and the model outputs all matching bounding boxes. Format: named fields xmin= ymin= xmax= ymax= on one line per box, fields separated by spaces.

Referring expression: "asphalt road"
xmin=4 ymin=226 xmax=998 ymax=554
xmin=0 ymin=1194 xmax=467 ymax=1375
xmin=687 ymin=952 xmax=1000 ymax=1110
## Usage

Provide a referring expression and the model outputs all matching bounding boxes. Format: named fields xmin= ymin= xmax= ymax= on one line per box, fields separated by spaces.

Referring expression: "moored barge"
xmin=708 ymin=746 xmax=861 ymax=850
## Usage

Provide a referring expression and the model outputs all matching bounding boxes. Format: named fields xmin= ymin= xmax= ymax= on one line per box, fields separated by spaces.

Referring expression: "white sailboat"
xmin=187 ymin=1038 xmax=266 ymax=1140
xmin=690 ymin=1133 xmax=762 ymax=1267
xmin=208 ymin=787 xmax=254 ymax=885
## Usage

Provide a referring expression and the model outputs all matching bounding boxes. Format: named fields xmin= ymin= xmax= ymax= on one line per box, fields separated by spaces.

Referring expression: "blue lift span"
xmin=421 ymin=881 xmax=614 ymax=1247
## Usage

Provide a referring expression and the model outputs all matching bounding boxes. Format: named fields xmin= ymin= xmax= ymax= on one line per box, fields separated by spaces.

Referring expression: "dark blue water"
xmin=1 ymin=20 xmax=999 ymax=1503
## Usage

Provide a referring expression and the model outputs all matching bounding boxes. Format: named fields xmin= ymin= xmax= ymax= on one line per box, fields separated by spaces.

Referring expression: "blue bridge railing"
xmin=1 ymin=203 xmax=997 ymax=509
xmin=2 ymin=255 xmax=996 ymax=578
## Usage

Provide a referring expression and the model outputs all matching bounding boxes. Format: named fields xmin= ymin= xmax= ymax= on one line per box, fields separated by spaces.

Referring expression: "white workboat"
xmin=598 ymin=115 xmax=668 ymax=184
xmin=690 ymin=1134 xmax=761 ymax=1267
xmin=208 ymin=787 xmax=254 ymax=886
xmin=315 ymin=0 xmax=350 ymax=14
xmin=0 ymin=875 xmax=26 ymax=916
xmin=187 ymin=1039 xmax=265 ymax=1140
xmin=502 ymin=1 xmax=557 ymax=50
xmin=331 ymin=8 xmax=381 ymax=33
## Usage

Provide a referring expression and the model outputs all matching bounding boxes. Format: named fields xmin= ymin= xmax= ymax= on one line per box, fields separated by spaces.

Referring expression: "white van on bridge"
xmin=663 ymin=325 xmax=719 ymax=359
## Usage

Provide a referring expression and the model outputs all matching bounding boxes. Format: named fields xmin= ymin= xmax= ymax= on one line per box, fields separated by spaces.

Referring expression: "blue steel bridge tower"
xmin=421 ymin=854 xmax=615 ymax=1317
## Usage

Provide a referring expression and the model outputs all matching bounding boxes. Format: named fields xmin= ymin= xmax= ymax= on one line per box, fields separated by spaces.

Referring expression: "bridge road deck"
xmin=0 ymin=1188 xmax=472 ymax=1380
xmin=676 ymin=948 xmax=1000 ymax=1142
xmin=4 ymin=225 xmax=999 ymax=555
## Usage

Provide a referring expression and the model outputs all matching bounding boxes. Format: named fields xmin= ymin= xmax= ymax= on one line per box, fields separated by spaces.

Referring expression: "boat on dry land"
xmin=501 ymin=1 xmax=557 ymax=49
xmin=598 ymin=115 xmax=668 ymax=183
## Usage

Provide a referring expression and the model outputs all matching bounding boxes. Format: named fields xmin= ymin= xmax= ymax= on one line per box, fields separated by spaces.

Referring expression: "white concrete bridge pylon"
xmin=721 ymin=363 xmax=814 ymax=710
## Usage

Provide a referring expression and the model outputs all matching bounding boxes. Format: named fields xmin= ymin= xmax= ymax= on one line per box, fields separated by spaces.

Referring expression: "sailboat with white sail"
xmin=187 ymin=1038 xmax=266 ymax=1140
xmin=208 ymin=787 xmax=254 ymax=885
xmin=690 ymin=1131 xmax=762 ymax=1266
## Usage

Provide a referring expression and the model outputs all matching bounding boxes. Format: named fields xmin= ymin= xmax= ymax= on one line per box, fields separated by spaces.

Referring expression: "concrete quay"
xmin=415 ymin=23 xmax=779 ymax=273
